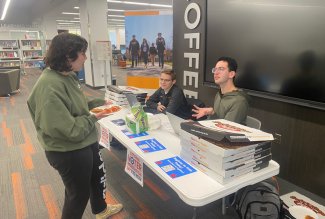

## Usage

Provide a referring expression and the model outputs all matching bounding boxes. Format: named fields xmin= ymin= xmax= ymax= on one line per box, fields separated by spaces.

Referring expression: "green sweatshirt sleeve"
xmin=36 ymin=97 xmax=98 ymax=143
xmin=224 ymin=98 xmax=249 ymax=124
xmin=88 ymin=98 xmax=105 ymax=110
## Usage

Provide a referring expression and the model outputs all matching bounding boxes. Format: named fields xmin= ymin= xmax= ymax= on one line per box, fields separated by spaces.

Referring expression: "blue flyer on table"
xmin=135 ymin=138 xmax=166 ymax=153
xmin=122 ymin=129 xmax=148 ymax=138
xmin=111 ymin=119 xmax=125 ymax=126
xmin=155 ymin=156 xmax=197 ymax=179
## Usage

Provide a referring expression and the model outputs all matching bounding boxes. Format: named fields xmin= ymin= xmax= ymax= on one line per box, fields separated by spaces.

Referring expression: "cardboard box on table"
xmin=183 ymin=153 xmax=271 ymax=184
xmin=179 ymin=119 xmax=274 ymax=184
xmin=180 ymin=137 xmax=271 ymax=171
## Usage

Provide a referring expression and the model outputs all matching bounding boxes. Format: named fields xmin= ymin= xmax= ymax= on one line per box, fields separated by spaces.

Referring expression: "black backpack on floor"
xmin=232 ymin=178 xmax=282 ymax=219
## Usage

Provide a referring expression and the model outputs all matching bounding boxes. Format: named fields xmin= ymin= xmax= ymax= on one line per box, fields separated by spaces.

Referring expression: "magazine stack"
xmin=179 ymin=119 xmax=274 ymax=184
xmin=105 ymin=85 xmax=147 ymax=106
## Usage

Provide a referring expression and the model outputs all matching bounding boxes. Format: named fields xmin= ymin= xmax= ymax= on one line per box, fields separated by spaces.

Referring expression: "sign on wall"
xmin=173 ymin=0 xmax=207 ymax=99
xmin=95 ymin=41 xmax=112 ymax=61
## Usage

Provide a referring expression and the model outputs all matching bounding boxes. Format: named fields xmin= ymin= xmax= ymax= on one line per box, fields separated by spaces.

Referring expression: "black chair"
xmin=0 ymin=69 xmax=20 ymax=96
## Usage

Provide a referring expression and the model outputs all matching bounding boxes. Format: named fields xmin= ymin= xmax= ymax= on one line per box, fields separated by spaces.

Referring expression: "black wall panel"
xmin=174 ymin=0 xmax=325 ymax=198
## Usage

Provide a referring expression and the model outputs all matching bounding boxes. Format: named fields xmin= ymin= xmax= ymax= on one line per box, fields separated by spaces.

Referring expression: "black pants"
xmin=142 ymin=53 xmax=148 ymax=65
xmin=45 ymin=143 xmax=107 ymax=219
xmin=131 ymin=54 xmax=138 ymax=67
xmin=158 ymin=51 xmax=164 ymax=67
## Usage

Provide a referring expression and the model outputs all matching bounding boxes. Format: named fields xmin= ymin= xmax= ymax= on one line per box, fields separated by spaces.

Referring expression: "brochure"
xmin=155 ymin=156 xmax=197 ymax=179
xmin=122 ymin=129 xmax=148 ymax=138
xmin=135 ymin=138 xmax=166 ymax=153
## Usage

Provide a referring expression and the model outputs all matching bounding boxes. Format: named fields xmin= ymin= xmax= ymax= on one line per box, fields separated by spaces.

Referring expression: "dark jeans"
xmin=158 ymin=51 xmax=164 ymax=67
xmin=131 ymin=54 xmax=138 ymax=67
xmin=45 ymin=142 xmax=107 ymax=219
xmin=143 ymin=53 xmax=148 ymax=65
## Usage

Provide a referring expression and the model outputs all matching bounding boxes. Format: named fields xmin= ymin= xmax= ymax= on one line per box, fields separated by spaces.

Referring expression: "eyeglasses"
xmin=160 ymin=78 xmax=172 ymax=82
xmin=212 ymin=67 xmax=228 ymax=73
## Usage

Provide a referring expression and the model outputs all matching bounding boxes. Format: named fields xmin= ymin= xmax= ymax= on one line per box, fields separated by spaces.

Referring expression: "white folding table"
xmin=98 ymin=109 xmax=280 ymax=213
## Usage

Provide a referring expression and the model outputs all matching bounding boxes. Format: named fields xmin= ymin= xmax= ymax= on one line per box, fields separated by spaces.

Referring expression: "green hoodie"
xmin=27 ymin=68 xmax=105 ymax=152
xmin=209 ymin=89 xmax=249 ymax=124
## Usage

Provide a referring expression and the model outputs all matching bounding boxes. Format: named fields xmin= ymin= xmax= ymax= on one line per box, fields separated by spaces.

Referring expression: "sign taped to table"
xmin=125 ymin=149 xmax=144 ymax=186
xmin=135 ymin=138 xmax=166 ymax=153
xmin=155 ymin=156 xmax=197 ymax=179
xmin=99 ymin=126 xmax=111 ymax=150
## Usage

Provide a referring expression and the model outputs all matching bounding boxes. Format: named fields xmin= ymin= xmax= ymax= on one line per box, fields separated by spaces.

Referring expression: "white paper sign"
xmin=125 ymin=149 xmax=144 ymax=187
xmin=95 ymin=41 xmax=111 ymax=61
xmin=99 ymin=126 xmax=111 ymax=150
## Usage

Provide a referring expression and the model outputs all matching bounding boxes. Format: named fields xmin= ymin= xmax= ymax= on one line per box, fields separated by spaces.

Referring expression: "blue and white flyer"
xmin=135 ymin=138 xmax=166 ymax=153
xmin=122 ymin=129 xmax=148 ymax=139
xmin=155 ymin=156 xmax=197 ymax=179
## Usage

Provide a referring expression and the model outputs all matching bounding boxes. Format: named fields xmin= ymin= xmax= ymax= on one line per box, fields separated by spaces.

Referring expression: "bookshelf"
xmin=45 ymin=40 xmax=51 ymax=51
xmin=0 ymin=40 xmax=21 ymax=69
xmin=20 ymin=39 xmax=43 ymax=69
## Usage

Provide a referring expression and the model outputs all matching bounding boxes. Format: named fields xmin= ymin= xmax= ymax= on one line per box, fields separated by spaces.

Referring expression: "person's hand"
xmin=104 ymin=100 xmax=113 ymax=105
xmin=157 ymin=102 xmax=166 ymax=112
xmin=94 ymin=110 xmax=110 ymax=120
xmin=192 ymin=105 xmax=212 ymax=119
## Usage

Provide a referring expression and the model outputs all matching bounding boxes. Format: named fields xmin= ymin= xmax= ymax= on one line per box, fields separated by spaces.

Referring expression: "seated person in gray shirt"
xmin=146 ymin=69 xmax=191 ymax=119
xmin=192 ymin=57 xmax=249 ymax=124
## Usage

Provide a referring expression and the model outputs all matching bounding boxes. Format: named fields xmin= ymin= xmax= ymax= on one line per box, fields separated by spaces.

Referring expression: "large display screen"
xmin=205 ymin=0 xmax=325 ymax=108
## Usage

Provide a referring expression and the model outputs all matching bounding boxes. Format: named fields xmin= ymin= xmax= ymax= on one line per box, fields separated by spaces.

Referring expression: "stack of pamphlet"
xmin=105 ymin=85 xmax=147 ymax=106
xmin=180 ymin=119 xmax=274 ymax=184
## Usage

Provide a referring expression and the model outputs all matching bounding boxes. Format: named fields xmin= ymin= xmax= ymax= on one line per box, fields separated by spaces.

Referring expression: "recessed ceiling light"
xmin=108 ymin=9 xmax=125 ymax=12
xmin=1 ymin=0 xmax=11 ymax=20
xmin=107 ymin=15 xmax=125 ymax=17
xmin=62 ymin=12 xmax=80 ymax=15
xmin=56 ymin=20 xmax=80 ymax=23
xmin=74 ymin=6 xmax=79 ymax=9
xmin=108 ymin=18 xmax=124 ymax=21
xmin=108 ymin=21 xmax=125 ymax=23
xmin=58 ymin=22 xmax=79 ymax=25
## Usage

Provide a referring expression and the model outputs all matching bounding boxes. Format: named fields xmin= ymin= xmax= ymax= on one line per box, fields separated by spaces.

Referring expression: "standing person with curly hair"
xmin=27 ymin=33 xmax=123 ymax=219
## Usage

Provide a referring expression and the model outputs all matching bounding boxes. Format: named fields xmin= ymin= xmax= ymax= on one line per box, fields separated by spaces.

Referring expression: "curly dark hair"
xmin=45 ymin=33 xmax=88 ymax=72
xmin=217 ymin=56 xmax=238 ymax=72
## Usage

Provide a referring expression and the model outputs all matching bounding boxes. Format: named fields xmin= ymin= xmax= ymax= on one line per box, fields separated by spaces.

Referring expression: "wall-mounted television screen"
xmin=205 ymin=0 xmax=325 ymax=109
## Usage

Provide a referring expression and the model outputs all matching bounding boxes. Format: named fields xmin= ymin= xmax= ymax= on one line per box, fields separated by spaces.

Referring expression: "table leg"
xmin=222 ymin=197 xmax=226 ymax=215
xmin=192 ymin=207 xmax=197 ymax=219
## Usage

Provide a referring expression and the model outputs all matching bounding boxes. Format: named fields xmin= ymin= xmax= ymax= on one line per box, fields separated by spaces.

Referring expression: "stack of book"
xmin=180 ymin=119 xmax=274 ymax=184
xmin=105 ymin=85 xmax=148 ymax=106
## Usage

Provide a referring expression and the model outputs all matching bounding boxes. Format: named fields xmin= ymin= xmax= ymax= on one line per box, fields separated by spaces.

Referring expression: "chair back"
xmin=246 ymin=116 xmax=261 ymax=130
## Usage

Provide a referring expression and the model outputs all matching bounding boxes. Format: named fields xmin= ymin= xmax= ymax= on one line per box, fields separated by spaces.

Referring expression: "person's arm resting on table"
xmin=146 ymin=89 xmax=161 ymax=110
